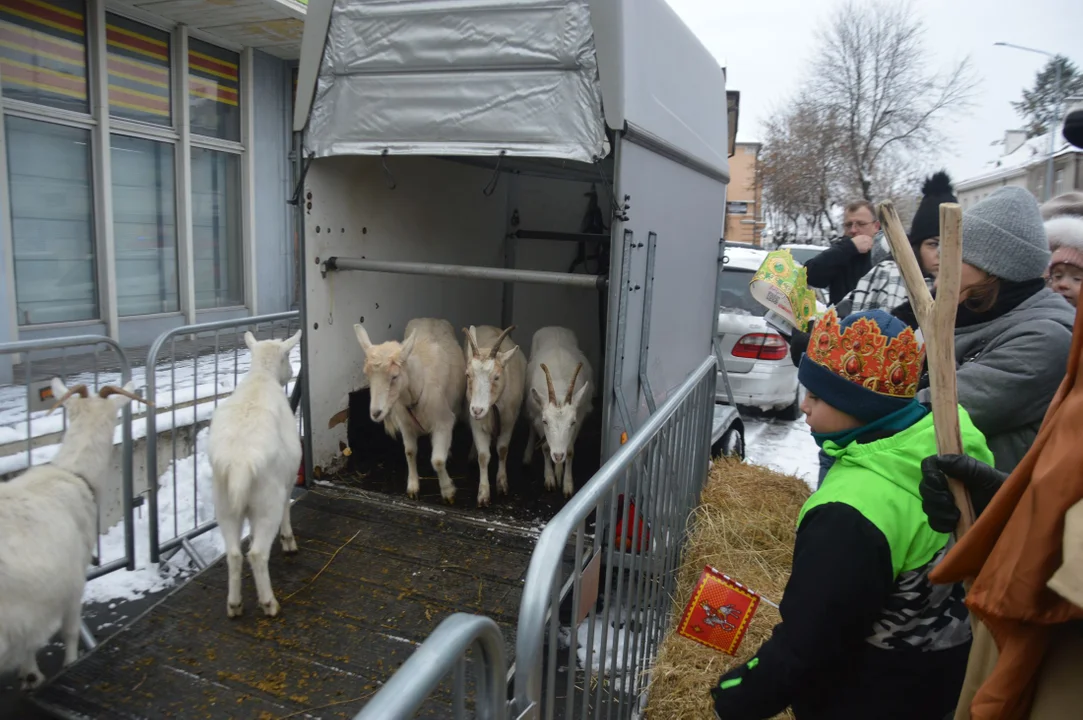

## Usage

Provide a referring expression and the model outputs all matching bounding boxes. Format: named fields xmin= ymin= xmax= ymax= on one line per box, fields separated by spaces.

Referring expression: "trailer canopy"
xmin=298 ymin=0 xmax=607 ymax=162
xmin=294 ymin=0 xmax=730 ymax=180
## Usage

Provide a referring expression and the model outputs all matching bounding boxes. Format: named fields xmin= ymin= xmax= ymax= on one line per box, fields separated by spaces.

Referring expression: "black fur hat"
xmin=909 ymin=171 xmax=957 ymax=248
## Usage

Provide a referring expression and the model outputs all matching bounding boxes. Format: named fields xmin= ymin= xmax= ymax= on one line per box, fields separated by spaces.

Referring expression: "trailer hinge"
xmin=613 ymin=193 xmax=631 ymax=223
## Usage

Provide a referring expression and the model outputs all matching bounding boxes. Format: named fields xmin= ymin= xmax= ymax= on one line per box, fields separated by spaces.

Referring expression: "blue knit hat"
xmin=798 ymin=309 xmax=925 ymax=423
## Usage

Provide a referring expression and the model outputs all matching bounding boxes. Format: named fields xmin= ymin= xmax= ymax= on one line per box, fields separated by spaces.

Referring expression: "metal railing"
xmin=0 ymin=335 xmax=138 ymax=581
xmin=144 ymin=311 xmax=302 ymax=565
xmin=354 ymin=355 xmax=717 ymax=718
xmin=0 ymin=336 xmax=141 ymax=650
xmin=513 ymin=354 xmax=716 ymax=719
xmin=355 ymin=614 xmax=509 ymax=720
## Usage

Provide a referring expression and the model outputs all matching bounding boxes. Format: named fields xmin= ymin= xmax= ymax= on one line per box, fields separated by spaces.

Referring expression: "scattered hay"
xmin=644 ymin=457 xmax=811 ymax=720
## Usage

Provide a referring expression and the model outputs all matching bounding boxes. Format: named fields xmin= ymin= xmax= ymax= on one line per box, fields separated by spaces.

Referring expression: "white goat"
xmin=523 ymin=327 xmax=593 ymax=498
xmin=462 ymin=325 xmax=527 ymax=507
xmin=354 ymin=318 xmax=466 ymax=503
xmin=0 ymin=379 xmax=145 ymax=689
xmin=208 ymin=330 xmax=302 ymax=619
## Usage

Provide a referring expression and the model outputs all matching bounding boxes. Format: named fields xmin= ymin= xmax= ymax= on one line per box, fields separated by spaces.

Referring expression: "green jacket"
xmin=801 ymin=405 xmax=995 ymax=578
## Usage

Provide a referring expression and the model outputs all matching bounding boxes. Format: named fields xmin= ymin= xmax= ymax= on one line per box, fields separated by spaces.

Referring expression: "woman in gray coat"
xmin=912 ymin=186 xmax=1075 ymax=472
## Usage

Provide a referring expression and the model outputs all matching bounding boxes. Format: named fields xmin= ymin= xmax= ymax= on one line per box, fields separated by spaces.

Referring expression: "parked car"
xmin=717 ymin=246 xmax=801 ymax=419
xmin=777 ymin=242 xmax=826 ymax=265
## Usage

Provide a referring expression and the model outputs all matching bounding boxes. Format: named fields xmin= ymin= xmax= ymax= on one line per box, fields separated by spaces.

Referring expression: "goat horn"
xmin=462 ymin=326 xmax=481 ymax=357
xmin=99 ymin=386 xmax=154 ymax=406
xmin=489 ymin=325 xmax=516 ymax=359
xmin=540 ymin=363 xmax=557 ymax=405
xmin=47 ymin=384 xmax=88 ymax=415
xmin=565 ymin=363 xmax=584 ymax=404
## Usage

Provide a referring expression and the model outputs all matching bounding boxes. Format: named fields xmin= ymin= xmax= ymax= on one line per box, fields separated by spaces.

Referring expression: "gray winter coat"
xmin=917 ymin=288 xmax=1075 ymax=472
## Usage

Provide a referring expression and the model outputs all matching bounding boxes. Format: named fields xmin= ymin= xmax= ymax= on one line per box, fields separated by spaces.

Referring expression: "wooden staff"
xmin=878 ymin=200 xmax=976 ymax=539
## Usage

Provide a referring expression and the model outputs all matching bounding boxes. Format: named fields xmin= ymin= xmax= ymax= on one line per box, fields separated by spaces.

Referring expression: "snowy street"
xmin=742 ymin=413 xmax=820 ymax=491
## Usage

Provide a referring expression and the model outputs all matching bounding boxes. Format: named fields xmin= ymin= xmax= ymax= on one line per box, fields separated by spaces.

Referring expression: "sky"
xmin=663 ymin=0 xmax=1082 ymax=183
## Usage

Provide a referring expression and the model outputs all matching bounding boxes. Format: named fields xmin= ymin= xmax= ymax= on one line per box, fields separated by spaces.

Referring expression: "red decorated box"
xmin=676 ymin=566 xmax=761 ymax=655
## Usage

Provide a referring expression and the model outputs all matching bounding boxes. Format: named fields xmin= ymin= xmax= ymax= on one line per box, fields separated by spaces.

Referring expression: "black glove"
xmin=919 ymin=454 xmax=1008 ymax=533
xmin=788 ymin=319 xmax=816 ymax=368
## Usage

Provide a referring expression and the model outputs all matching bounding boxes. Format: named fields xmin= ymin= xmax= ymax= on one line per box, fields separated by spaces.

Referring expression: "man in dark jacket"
xmin=802 ymin=200 xmax=881 ymax=305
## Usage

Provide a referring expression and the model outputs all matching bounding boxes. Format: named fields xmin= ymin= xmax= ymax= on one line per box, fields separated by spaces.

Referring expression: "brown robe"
xmin=930 ymin=303 xmax=1083 ymax=719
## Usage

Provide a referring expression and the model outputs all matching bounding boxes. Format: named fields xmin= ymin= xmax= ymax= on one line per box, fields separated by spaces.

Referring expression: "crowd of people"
xmin=710 ymin=110 xmax=1083 ymax=719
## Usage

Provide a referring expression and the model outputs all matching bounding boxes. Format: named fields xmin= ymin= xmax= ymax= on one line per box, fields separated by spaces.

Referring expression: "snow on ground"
xmin=82 ymin=426 xmax=245 ymax=604
xmin=742 ymin=413 xmax=820 ymax=491
xmin=0 ymin=345 xmax=301 ymax=476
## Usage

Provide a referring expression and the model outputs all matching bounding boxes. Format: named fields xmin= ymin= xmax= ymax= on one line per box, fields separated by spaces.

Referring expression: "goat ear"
xmin=107 ymin=388 xmax=137 ymax=409
xmin=283 ymin=329 xmax=302 ymax=352
xmin=399 ymin=330 xmax=418 ymax=360
xmin=354 ymin=324 xmax=373 ymax=353
xmin=51 ymin=377 xmax=68 ymax=402
xmin=497 ymin=346 xmax=518 ymax=366
xmin=572 ymin=380 xmax=590 ymax=407
xmin=244 ymin=331 xmax=257 ymax=350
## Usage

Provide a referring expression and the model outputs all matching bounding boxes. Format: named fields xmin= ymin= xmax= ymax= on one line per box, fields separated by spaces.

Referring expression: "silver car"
xmin=715 ymin=247 xmax=801 ymax=420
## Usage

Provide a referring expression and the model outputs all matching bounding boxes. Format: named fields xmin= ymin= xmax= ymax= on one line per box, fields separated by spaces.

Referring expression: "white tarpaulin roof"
xmin=304 ymin=0 xmax=609 ymax=163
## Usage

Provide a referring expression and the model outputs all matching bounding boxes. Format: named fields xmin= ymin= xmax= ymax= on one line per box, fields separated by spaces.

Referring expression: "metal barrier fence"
xmin=355 ymin=355 xmax=718 ymax=719
xmin=0 ymin=335 xmax=137 ymax=582
xmin=144 ymin=311 xmax=301 ymax=566
xmin=513 ymin=354 xmax=716 ymax=719
xmin=355 ymin=613 xmax=508 ymax=720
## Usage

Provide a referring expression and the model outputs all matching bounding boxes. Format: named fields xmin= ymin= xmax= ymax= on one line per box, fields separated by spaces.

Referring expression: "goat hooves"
xmin=477 ymin=491 xmax=490 ymax=507
xmin=497 ymin=476 xmax=508 ymax=495
xmin=442 ymin=492 xmax=456 ymax=506
xmin=20 ymin=673 xmax=42 ymax=691
xmin=227 ymin=602 xmax=244 ymax=618
xmin=281 ymin=535 xmax=298 ymax=554
xmin=563 ymin=485 xmax=574 ymax=499
xmin=261 ymin=598 xmax=281 ymax=617
xmin=544 ymin=475 xmax=557 ymax=492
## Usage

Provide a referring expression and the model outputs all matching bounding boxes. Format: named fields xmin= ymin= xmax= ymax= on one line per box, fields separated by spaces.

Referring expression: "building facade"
xmin=0 ymin=0 xmax=305 ymax=381
xmin=723 ymin=141 xmax=763 ymax=244
xmin=958 ymin=130 xmax=1082 ymax=211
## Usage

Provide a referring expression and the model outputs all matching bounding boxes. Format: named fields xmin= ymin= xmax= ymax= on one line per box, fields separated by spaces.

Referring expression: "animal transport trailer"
xmin=26 ymin=1 xmax=743 ymax=717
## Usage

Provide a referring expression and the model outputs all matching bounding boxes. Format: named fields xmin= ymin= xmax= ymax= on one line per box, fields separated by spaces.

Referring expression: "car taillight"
xmin=731 ymin=333 xmax=788 ymax=361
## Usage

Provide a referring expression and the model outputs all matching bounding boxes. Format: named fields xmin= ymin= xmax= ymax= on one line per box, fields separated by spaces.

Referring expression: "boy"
xmin=710 ymin=309 xmax=994 ymax=720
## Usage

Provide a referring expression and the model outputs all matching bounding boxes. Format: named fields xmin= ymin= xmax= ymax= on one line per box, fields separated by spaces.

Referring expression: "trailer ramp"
xmin=31 ymin=485 xmax=546 ymax=719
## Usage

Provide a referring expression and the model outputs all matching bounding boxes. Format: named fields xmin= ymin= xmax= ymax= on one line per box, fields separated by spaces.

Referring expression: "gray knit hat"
xmin=1040 ymin=191 xmax=1083 ymax=221
xmin=961 ymin=186 xmax=1050 ymax=281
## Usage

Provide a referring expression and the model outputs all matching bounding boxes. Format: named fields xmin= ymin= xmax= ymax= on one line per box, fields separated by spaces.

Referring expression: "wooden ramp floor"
xmin=31 ymin=485 xmax=553 ymax=720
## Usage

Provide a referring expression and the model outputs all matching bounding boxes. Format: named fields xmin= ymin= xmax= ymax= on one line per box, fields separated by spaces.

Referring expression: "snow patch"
xmin=82 ymin=426 xmax=249 ymax=604
xmin=742 ymin=415 xmax=819 ymax=491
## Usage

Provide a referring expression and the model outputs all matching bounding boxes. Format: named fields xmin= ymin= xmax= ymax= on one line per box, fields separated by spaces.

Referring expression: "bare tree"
xmin=813 ymin=0 xmax=978 ymax=200
xmin=758 ymin=94 xmax=844 ymax=239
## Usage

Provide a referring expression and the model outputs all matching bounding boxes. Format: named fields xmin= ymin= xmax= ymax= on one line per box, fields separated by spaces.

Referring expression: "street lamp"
xmin=994 ymin=41 xmax=1063 ymax=201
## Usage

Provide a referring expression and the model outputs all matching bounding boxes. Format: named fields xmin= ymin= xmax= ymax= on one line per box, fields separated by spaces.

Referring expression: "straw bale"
xmin=644 ymin=457 xmax=810 ymax=719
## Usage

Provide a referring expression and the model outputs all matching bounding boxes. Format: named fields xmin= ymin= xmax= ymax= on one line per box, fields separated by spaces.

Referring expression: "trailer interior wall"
xmin=303 ymin=156 xmax=611 ymax=473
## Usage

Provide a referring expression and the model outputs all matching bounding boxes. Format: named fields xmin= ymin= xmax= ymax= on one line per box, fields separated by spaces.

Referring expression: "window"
xmin=111 ymin=135 xmax=178 ymax=315
xmin=1054 ymin=168 xmax=1068 ymax=197
xmin=2 ymin=9 xmax=253 ymax=327
xmin=0 ymin=0 xmax=89 ymax=115
xmin=188 ymin=37 xmax=239 ymax=141
xmin=6 ymin=116 xmax=97 ymax=324
xmin=191 ymin=147 xmax=243 ymax=308
xmin=106 ymin=13 xmax=171 ymax=126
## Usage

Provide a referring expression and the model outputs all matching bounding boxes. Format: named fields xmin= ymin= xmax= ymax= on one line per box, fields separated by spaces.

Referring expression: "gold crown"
xmin=749 ymin=250 xmax=822 ymax=330
xmin=806 ymin=308 xmax=925 ymax=398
